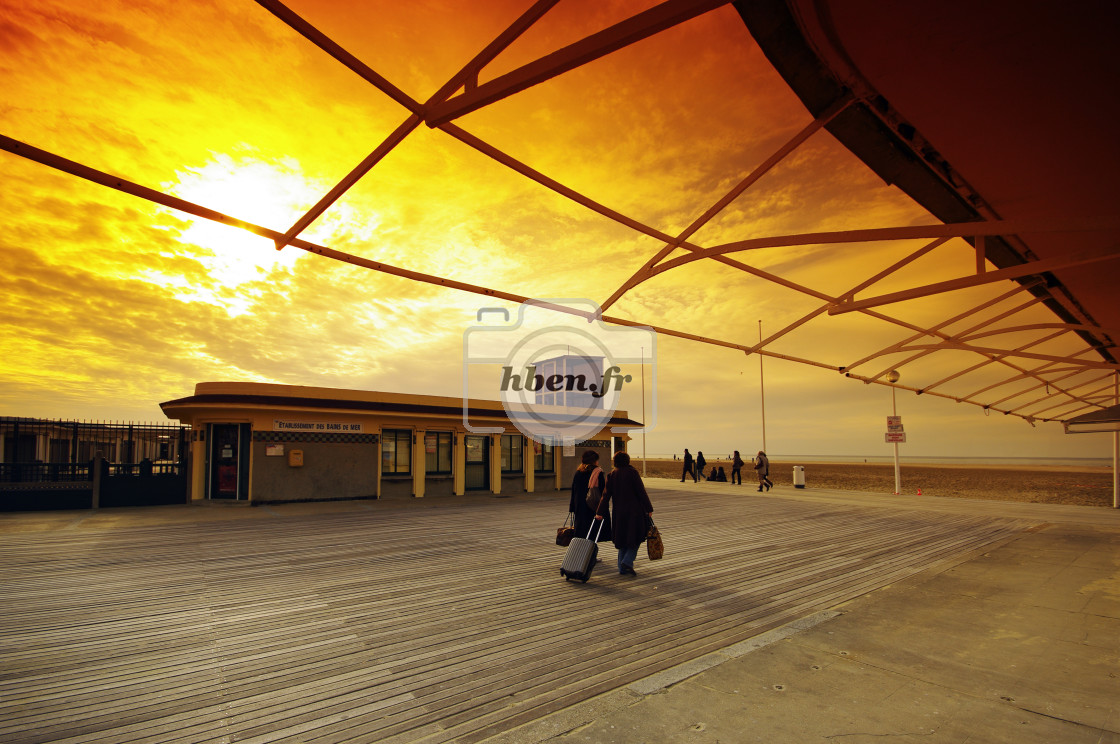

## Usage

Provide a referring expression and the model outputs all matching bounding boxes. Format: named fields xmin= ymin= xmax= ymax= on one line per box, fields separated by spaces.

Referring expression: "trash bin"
xmin=792 ymin=465 xmax=805 ymax=489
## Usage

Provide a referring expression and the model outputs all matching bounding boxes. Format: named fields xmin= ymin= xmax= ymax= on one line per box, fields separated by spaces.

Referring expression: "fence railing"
xmin=0 ymin=461 xmax=184 ymax=483
xmin=1 ymin=417 xmax=189 ymax=483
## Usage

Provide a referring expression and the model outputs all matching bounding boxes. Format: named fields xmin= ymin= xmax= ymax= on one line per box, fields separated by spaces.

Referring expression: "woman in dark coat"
xmin=731 ymin=450 xmax=744 ymax=485
xmin=595 ymin=451 xmax=653 ymax=576
xmin=569 ymin=449 xmax=611 ymax=544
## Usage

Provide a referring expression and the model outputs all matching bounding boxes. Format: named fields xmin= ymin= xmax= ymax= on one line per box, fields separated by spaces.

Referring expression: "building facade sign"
xmin=274 ymin=420 xmax=364 ymax=433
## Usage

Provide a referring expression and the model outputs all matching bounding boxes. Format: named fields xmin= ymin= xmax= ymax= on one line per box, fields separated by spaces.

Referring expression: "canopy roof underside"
xmin=3 ymin=0 xmax=1118 ymax=424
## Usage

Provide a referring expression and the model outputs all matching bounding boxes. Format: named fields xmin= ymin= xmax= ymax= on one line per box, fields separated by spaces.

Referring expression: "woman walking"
xmin=569 ymin=449 xmax=611 ymax=546
xmin=595 ymin=451 xmax=654 ymax=576
xmin=754 ymin=450 xmax=773 ymax=491
xmin=731 ymin=450 xmax=744 ymax=485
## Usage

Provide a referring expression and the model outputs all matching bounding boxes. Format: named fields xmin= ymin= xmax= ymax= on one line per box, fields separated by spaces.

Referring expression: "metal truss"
xmin=3 ymin=0 xmax=1118 ymax=424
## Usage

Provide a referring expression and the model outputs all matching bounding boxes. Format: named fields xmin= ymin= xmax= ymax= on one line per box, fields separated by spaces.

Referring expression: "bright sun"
xmin=144 ymin=151 xmax=340 ymax=314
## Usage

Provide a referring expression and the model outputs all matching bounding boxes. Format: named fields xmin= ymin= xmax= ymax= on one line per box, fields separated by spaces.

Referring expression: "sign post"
xmin=886 ymin=371 xmax=902 ymax=495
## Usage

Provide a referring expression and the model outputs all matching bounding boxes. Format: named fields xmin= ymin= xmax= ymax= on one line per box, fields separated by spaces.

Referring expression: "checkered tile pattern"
xmin=252 ymin=431 xmax=379 ymax=444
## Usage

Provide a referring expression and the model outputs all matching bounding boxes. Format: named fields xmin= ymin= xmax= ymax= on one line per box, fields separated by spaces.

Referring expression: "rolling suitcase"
xmin=561 ymin=520 xmax=604 ymax=583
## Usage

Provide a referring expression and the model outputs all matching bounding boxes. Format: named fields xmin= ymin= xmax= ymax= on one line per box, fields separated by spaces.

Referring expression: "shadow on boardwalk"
xmin=1 ymin=484 xmax=1116 ymax=743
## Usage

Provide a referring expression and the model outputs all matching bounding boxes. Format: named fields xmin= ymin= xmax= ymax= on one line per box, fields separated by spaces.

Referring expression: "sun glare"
xmin=165 ymin=153 xmax=316 ymax=291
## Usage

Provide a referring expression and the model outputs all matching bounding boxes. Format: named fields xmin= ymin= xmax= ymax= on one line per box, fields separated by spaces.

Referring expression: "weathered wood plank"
xmin=0 ymin=490 xmax=1032 ymax=744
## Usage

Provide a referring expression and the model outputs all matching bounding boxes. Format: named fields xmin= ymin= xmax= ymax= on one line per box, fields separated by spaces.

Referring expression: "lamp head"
xmin=886 ymin=370 xmax=901 ymax=384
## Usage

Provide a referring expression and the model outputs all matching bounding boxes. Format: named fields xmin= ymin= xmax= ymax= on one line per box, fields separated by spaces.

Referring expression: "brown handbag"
xmin=646 ymin=518 xmax=664 ymax=560
xmin=556 ymin=512 xmax=575 ymax=546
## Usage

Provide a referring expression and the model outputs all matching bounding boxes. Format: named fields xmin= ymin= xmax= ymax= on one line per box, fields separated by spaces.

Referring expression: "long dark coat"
xmin=596 ymin=465 xmax=654 ymax=550
xmin=569 ymin=466 xmax=611 ymax=542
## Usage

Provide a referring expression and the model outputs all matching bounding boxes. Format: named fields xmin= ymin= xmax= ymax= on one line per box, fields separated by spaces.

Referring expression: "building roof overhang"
xmin=159 ymin=382 xmax=644 ymax=431
xmin=1064 ymin=404 xmax=1120 ymax=434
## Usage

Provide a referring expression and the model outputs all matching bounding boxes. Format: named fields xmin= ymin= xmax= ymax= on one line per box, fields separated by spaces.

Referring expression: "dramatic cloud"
xmin=0 ymin=0 xmax=1109 ymax=462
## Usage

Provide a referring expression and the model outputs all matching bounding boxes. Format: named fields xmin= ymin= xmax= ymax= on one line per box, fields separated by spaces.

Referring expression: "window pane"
xmin=425 ymin=432 xmax=437 ymax=472
xmin=423 ymin=432 xmax=452 ymax=473
xmin=503 ymin=434 xmax=521 ymax=472
xmin=382 ymin=438 xmax=395 ymax=472
xmin=396 ymin=432 xmax=411 ymax=472
xmin=537 ymin=443 xmax=553 ymax=472
xmin=438 ymin=436 xmax=451 ymax=472
xmin=382 ymin=430 xmax=411 ymax=474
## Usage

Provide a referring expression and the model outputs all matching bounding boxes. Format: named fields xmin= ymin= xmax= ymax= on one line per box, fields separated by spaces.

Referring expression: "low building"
xmin=160 ymin=382 xmax=640 ymax=503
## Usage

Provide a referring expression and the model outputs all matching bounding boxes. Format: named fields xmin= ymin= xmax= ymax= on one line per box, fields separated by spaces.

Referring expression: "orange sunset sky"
xmin=1 ymin=0 xmax=1113 ymax=462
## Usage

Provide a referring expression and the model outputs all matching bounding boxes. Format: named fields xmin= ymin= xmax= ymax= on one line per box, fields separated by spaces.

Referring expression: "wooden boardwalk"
xmin=0 ymin=488 xmax=1033 ymax=744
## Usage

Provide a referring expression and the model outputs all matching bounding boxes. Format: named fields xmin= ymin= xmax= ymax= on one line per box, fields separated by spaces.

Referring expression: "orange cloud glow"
xmin=1 ymin=0 xmax=1113 ymax=462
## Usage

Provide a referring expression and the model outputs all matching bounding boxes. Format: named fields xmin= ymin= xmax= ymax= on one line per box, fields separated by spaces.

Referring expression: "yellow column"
xmin=525 ymin=437 xmax=535 ymax=493
xmin=491 ymin=434 xmax=502 ymax=495
xmin=413 ymin=428 xmax=426 ymax=498
xmin=453 ymin=432 xmax=466 ymax=496
xmin=191 ymin=434 xmax=206 ymax=501
xmin=375 ymin=428 xmax=383 ymax=499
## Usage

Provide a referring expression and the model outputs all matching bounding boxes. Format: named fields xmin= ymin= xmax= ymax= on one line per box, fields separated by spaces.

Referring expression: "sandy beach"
xmin=634 ymin=458 xmax=1117 ymax=508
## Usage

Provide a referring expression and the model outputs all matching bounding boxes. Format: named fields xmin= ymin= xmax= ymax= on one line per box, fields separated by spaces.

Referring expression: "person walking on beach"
xmin=754 ymin=450 xmax=773 ymax=491
xmin=569 ymin=449 xmax=611 ymax=548
xmin=595 ymin=451 xmax=654 ymax=576
xmin=695 ymin=451 xmax=707 ymax=481
xmin=731 ymin=450 xmax=744 ymax=485
xmin=680 ymin=449 xmax=696 ymax=482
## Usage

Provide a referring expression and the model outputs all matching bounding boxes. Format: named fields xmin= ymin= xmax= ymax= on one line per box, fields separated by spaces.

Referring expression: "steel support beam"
xmin=265 ymin=0 xmax=562 ymax=250
xmin=829 ymin=250 xmax=1120 ymax=315
xmin=600 ymin=96 xmax=852 ymax=313
xmin=425 ymin=0 xmax=731 ymax=126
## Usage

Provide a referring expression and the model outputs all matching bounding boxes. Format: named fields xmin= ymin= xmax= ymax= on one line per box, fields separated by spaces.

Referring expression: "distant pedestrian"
xmin=595 ymin=451 xmax=654 ymax=576
xmin=731 ymin=450 xmax=744 ymax=485
xmin=680 ymin=449 xmax=696 ymax=482
xmin=695 ymin=451 xmax=707 ymax=481
xmin=754 ymin=450 xmax=773 ymax=491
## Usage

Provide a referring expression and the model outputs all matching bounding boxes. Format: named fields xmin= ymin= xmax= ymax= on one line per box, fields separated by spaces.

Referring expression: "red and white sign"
xmin=885 ymin=432 xmax=907 ymax=443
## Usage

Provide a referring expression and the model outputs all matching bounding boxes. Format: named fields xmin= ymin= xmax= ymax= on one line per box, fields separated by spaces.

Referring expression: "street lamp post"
xmin=759 ymin=320 xmax=767 ymax=454
xmin=641 ymin=345 xmax=647 ymax=477
xmin=887 ymin=369 xmax=901 ymax=495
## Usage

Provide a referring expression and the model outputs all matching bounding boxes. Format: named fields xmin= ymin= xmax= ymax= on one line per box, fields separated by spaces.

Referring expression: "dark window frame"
xmin=424 ymin=431 xmax=453 ymax=474
xmin=381 ymin=429 xmax=412 ymax=476
xmin=534 ymin=442 xmax=554 ymax=473
xmin=500 ymin=433 xmax=523 ymax=474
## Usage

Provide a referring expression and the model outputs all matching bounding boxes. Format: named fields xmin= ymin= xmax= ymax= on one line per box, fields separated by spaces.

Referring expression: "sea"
xmin=638 ymin=454 xmax=1113 ymax=468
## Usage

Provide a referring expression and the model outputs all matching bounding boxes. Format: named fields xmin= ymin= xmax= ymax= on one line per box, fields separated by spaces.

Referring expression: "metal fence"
xmin=1 ymin=418 xmax=190 ymax=509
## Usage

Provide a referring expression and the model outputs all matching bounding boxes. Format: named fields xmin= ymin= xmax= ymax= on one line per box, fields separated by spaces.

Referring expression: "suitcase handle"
xmin=586 ymin=519 xmax=604 ymax=542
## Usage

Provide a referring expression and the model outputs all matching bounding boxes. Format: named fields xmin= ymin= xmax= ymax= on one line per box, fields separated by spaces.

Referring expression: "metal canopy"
xmin=3 ymin=0 xmax=1118 ymax=425
xmin=1065 ymin=405 xmax=1120 ymax=435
